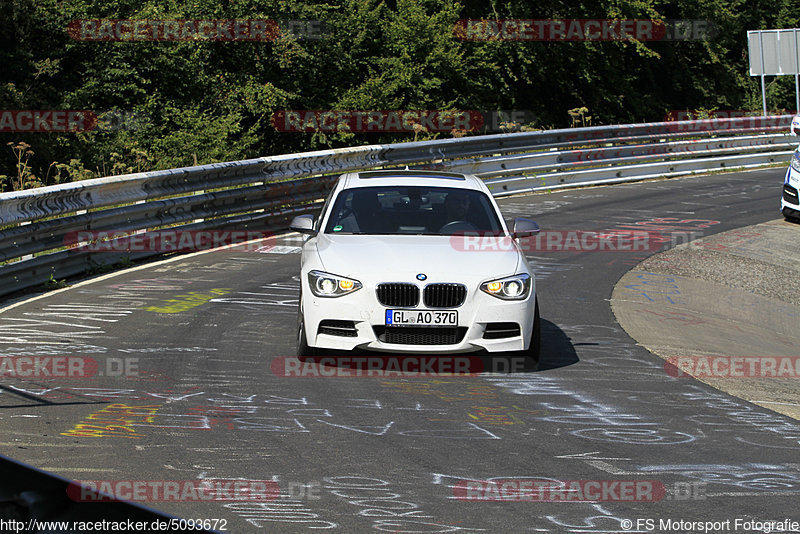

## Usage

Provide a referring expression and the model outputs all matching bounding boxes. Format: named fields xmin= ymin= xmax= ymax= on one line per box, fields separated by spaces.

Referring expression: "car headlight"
xmin=480 ymin=273 xmax=531 ymax=300
xmin=308 ymin=270 xmax=362 ymax=297
xmin=791 ymin=151 xmax=800 ymax=172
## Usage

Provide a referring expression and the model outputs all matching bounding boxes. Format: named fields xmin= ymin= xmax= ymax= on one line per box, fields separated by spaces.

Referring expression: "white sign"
xmin=748 ymin=29 xmax=800 ymax=76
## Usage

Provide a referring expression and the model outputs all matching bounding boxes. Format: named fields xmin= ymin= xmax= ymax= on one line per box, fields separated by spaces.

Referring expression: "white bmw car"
xmin=289 ymin=170 xmax=541 ymax=361
xmin=782 ymin=115 xmax=800 ymax=221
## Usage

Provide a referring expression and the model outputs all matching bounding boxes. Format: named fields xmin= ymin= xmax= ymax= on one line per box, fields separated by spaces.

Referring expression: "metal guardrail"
xmin=0 ymin=454 xmax=216 ymax=533
xmin=0 ymin=115 xmax=796 ymax=299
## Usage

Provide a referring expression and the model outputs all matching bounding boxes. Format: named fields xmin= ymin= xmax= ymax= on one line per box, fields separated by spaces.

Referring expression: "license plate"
xmin=385 ymin=309 xmax=458 ymax=326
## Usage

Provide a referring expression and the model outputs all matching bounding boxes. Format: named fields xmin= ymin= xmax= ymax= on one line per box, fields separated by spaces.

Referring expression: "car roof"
xmin=339 ymin=170 xmax=487 ymax=192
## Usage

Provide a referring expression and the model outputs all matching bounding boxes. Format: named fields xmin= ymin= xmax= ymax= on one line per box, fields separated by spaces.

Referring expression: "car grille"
xmin=376 ymin=283 xmax=420 ymax=307
xmin=423 ymin=283 xmax=467 ymax=308
xmin=373 ymin=326 xmax=468 ymax=345
xmin=784 ymin=184 xmax=799 ymax=205
xmin=318 ymin=320 xmax=358 ymax=337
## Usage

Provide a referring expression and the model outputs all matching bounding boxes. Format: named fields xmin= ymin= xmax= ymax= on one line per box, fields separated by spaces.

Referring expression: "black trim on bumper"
xmin=784 ymin=183 xmax=799 ymax=205
xmin=372 ymin=326 xmax=468 ymax=345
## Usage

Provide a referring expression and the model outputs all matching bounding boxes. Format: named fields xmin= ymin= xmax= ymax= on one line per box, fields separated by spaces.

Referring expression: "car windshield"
xmin=323 ymin=185 xmax=503 ymax=235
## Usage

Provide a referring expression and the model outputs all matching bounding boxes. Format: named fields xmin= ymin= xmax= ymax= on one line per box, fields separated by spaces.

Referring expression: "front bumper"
xmin=782 ymin=165 xmax=800 ymax=215
xmin=300 ymin=281 xmax=536 ymax=353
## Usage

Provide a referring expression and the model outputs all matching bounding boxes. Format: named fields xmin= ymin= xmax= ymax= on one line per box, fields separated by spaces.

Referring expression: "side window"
xmin=315 ymin=184 xmax=339 ymax=232
xmin=325 ymin=190 xmax=356 ymax=232
xmin=473 ymin=193 xmax=502 ymax=233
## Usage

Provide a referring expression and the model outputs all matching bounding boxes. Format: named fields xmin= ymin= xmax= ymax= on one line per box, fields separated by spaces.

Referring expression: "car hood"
xmin=313 ymin=234 xmax=525 ymax=285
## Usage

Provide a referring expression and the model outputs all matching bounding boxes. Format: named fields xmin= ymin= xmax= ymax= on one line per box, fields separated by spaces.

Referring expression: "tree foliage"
xmin=1 ymin=0 xmax=798 ymax=188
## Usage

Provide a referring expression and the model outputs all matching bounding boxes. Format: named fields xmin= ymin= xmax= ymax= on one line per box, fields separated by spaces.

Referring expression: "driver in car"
xmin=438 ymin=191 xmax=471 ymax=231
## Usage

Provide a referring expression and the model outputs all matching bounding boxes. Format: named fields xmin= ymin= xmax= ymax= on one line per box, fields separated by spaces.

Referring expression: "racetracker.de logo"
xmin=453 ymin=19 xmax=717 ymax=41
xmin=664 ymin=111 xmax=795 ymax=132
xmin=450 ymin=230 xmax=664 ymax=252
xmin=67 ymin=480 xmax=279 ymax=502
xmin=0 ymin=357 xmax=139 ymax=379
xmin=0 ymin=356 xmax=98 ymax=378
xmin=453 ymin=479 xmax=666 ymax=502
xmin=67 ymin=19 xmax=329 ymax=41
xmin=665 ymin=356 xmax=800 ymax=378
xmin=271 ymin=110 xmax=484 ymax=133
xmin=64 ymin=230 xmax=274 ymax=253
xmin=272 ymin=356 xmax=482 ymax=378
xmin=0 ymin=110 xmax=97 ymax=132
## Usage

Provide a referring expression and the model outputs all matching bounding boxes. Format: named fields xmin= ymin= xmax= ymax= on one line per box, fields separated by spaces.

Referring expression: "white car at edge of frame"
xmin=782 ymin=115 xmax=800 ymax=221
xmin=289 ymin=169 xmax=542 ymax=363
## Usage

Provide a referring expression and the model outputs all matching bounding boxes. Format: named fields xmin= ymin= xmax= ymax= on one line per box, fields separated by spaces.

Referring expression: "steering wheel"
xmin=439 ymin=221 xmax=478 ymax=235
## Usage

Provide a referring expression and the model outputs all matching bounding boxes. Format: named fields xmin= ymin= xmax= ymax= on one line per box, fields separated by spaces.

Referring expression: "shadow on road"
xmin=536 ymin=318 xmax=580 ymax=371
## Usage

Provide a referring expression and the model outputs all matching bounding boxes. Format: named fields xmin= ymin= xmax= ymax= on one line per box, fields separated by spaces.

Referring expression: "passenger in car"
xmin=338 ymin=191 xmax=388 ymax=233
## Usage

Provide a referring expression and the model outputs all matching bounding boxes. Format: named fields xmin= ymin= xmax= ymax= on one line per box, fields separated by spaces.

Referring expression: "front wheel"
xmin=500 ymin=297 xmax=540 ymax=368
xmin=525 ymin=297 xmax=541 ymax=364
xmin=783 ymin=207 xmax=800 ymax=223
xmin=296 ymin=313 xmax=318 ymax=357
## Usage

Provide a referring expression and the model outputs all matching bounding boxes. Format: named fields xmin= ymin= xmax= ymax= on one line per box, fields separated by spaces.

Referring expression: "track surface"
xmin=1 ymin=169 xmax=799 ymax=533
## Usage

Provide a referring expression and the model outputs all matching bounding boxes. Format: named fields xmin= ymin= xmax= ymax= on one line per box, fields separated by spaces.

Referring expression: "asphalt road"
xmin=1 ymin=169 xmax=799 ymax=533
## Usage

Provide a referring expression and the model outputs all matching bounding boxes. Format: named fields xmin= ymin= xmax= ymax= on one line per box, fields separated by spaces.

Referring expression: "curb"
xmin=611 ymin=218 xmax=800 ymax=420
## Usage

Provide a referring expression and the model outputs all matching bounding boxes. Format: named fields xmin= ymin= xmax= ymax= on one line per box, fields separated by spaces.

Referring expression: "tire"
xmin=500 ymin=297 xmax=540 ymax=368
xmin=783 ymin=208 xmax=800 ymax=223
xmin=525 ymin=297 xmax=541 ymax=364
xmin=296 ymin=298 xmax=318 ymax=357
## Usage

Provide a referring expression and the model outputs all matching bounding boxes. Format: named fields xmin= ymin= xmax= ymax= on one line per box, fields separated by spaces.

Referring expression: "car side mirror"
xmin=290 ymin=214 xmax=317 ymax=236
xmin=512 ymin=218 xmax=540 ymax=239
